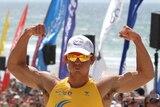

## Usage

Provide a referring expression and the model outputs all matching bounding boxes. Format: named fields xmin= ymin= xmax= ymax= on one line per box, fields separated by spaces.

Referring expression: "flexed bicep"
xmin=114 ymin=71 xmax=146 ymax=92
xmin=7 ymin=64 xmax=42 ymax=88
xmin=7 ymin=24 xmax=47 ymax=89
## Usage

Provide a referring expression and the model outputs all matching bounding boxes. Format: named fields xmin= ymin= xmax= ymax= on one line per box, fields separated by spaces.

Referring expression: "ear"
xmin=90 ymin=55 xmax=96 ymax=65
xmin=62 ymin=55 xmax=68 ymax=64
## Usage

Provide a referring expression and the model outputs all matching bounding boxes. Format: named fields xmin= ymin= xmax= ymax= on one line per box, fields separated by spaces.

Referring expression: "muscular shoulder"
xmin=95 ymin=75 xmax=120 ymax=97
xmin=38 ymin=72 xmax=60 ymax=94
xmin=96 ymin=75 xmax=120 ymax=88
xmin=96 ymin=72 xmax=138 ymax=98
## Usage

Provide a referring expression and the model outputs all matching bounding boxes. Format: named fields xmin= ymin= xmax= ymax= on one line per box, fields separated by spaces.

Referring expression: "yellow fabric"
xmin=0 ymin=10 xmax=10 ymax=55
xmin=46 ymin=77 xmax=103 ymax=107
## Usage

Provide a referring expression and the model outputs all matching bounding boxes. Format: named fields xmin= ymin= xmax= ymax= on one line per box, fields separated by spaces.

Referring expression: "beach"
xmin=0 ymin=1 xmax=160 ymax=94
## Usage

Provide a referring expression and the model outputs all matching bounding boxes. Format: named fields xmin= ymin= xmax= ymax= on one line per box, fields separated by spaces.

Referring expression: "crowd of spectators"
xmin=111 ymin=88 xmax=160 ymax=107
xmin=0 ymin=78 xmax=160 ymax=107
xmin=0 ymin=78 xmax=44 ymax=107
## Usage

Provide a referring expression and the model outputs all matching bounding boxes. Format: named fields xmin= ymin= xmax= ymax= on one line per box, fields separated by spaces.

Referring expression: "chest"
xmin=55 ymin=88 xmax=100 ymax=106
xmin=46 ymin=81 xmax=103 ymax=107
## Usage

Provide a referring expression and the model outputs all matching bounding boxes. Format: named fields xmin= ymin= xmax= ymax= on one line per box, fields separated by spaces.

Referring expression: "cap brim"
xmin=65 ymin=48 xmax=91 ymax=55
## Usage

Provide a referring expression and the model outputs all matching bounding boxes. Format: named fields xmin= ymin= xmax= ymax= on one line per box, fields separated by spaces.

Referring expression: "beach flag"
xmin=32 ymin=0 xmax=68 ymax=70
xmin=157 ymin=77 xmax=160 ymax=94
xmin=0 ymin=10 xmax=10 ymax=93
xmin=0 ymin=71 xmax=10 ymax=93
xmin=10 ymin=4 xmax=29 ymax=51
xmin=119 ymin=0 xmax=143 ymax=75
xmin=0 ymin=4 xmax=29 ymax=93
xmin=33 ymin=0 xmax=68 ymax=71
xmin=59 ymin=0 xmax=78 ymax=79
xmin=91 ymin=0 xmax=123 ymax=80
xmin=0 ymin=10 xmax=10 ymax=55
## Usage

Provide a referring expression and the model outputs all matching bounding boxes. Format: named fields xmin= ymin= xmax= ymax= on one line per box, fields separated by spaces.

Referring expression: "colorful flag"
xmin=0 ymin=10 xmax=10 ymax=55
xmin=59 ymin=0 xmax=78 ymax=79
xmin=32 ymin=0 xmax=68 ymax=70
xmin=91 ymin=0 xmax=123 ymax=80
xmin=11 ymin=4 xmax=29 ymax=51
xmin=0 ymin=10 xmax=10 ymax=93
xmin=0 ymin=71 xmax=10 ymax=93
xmin=157 ymin=77 xmax=160 ymax=94
xmin=119 ymin=0 xmax=143 ymax=75
xmin=0 ymin=4 xmax=29 ymax=94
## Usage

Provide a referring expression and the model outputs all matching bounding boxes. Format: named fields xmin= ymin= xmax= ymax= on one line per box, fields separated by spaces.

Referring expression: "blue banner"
xmin=59 ymin=0 xmax=78 ymax=79
xmin=37 ymin=0 xmax=68 ymax=70
xmin=157 ymin=78 xmax=160 ymax=94
xmin=119 ymin=0 xmax=143 ymax=75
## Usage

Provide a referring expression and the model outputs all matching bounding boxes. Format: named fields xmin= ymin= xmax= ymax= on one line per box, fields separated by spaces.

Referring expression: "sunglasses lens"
xmin=79 ymin=55 xmax=90 ymax=62
xmin=67 ymin=54 xmax=77 ymax=62
xmin=67 ymin=54 xmax=92 ymax=62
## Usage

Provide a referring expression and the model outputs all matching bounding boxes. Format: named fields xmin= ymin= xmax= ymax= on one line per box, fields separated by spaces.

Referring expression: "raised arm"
xmin=97 ymin=25 xmax=154 ymax=98
xmin=7 ymin=24 xmax=51 ymax=89
xmin=116 ymin=25 xmax=154 ymax=92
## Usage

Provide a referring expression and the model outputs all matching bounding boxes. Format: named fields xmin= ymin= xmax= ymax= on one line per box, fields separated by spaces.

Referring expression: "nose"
xmin=74 ymin=58 xmax=81 ymax=65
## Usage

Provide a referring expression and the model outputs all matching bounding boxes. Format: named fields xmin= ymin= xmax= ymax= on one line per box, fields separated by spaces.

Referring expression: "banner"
xmin=11 ymin=4 xmax=29 ymax=51
xmin=0 ymin=11 xmax=10 ymax=55
xmin=34 ymin=0 xmax=68 ymax=70
xmin=0 ymin=10 xmax=10 ymax=93
xmin=0 ymin=4 xmax=28 ymax=93
xmin=119 ymin=0 xmax=143 ymax=75
xmin=157 ymin=77 xmax=160 ymax=94
xmin=59 ymin=0 xmax=78 ymax=79
xmin=0 ymin=71 xmax=10 ymax=93
xmin=92 ymin=0 xmax=123 ymax=80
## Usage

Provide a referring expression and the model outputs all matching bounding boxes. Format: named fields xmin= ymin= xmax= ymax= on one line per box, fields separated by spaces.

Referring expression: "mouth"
xmin=74 ymin=67 xmax=81 ymax=72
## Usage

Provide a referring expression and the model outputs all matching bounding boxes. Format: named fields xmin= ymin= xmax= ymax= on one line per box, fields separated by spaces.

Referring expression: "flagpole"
xmin=153 ymin=49 xmax=159 ymax=93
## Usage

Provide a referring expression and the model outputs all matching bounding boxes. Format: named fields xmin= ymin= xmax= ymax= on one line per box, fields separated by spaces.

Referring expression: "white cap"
xmin=65 ymin=35 xmax=94 ymax=55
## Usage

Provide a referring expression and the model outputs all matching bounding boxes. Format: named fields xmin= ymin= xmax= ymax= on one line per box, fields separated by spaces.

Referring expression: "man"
xmin=7 ymin=24 xmax=154 ymax=107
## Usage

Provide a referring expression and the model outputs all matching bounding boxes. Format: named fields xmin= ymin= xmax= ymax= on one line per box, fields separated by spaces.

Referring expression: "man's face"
xmin=66 ymin=52 xmax=93 ymax=76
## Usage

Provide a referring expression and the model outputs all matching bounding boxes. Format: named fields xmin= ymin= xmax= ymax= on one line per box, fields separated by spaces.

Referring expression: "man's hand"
xmin=25 ymin=24 xmax=46 ymax=37
xmin=119 ymin=25 xmax=140 ymax=42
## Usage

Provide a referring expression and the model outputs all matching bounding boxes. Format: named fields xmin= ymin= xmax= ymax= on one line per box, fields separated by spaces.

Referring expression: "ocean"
xmin=0 ymin=1 xmax=160 ymax=93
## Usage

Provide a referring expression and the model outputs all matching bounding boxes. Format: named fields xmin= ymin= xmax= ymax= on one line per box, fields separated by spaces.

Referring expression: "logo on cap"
xmin=73 ymin=38 xmax=83 ymax=46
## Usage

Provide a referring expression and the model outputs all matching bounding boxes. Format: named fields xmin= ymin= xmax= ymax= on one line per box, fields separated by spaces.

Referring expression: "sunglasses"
xmin=67 ymin=54 xmax=92 ymax=62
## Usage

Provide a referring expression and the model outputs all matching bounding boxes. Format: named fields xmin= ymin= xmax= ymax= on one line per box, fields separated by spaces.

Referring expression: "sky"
xmin=1 ymin=0 xmax=160 ymax=3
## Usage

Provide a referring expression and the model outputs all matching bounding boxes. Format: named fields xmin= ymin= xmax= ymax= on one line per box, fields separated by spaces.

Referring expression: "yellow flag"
xmin=0 ymin=10 xmax=10 ymax=55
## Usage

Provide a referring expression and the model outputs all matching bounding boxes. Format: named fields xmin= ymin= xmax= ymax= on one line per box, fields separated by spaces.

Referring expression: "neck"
xmin=68 ymin=75 xmax=89 ymax=88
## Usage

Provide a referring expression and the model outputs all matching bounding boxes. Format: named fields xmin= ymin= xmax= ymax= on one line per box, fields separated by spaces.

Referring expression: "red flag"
xmin=11 ymin=4 xmax=29 ymax=50
xmin=0 ymin=71 xmax=10 ymax=93
xmin=0 ymin=4 xmax=29 ymax=93
xmin=0 ymin=10 xmax=10 ymax=93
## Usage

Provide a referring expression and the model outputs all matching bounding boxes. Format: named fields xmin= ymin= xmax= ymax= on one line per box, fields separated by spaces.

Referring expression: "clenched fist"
xmin=119 ymin=25 xmax=141 ymax=42
xmin=25 ymin=24 xmax=46 ymax=37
